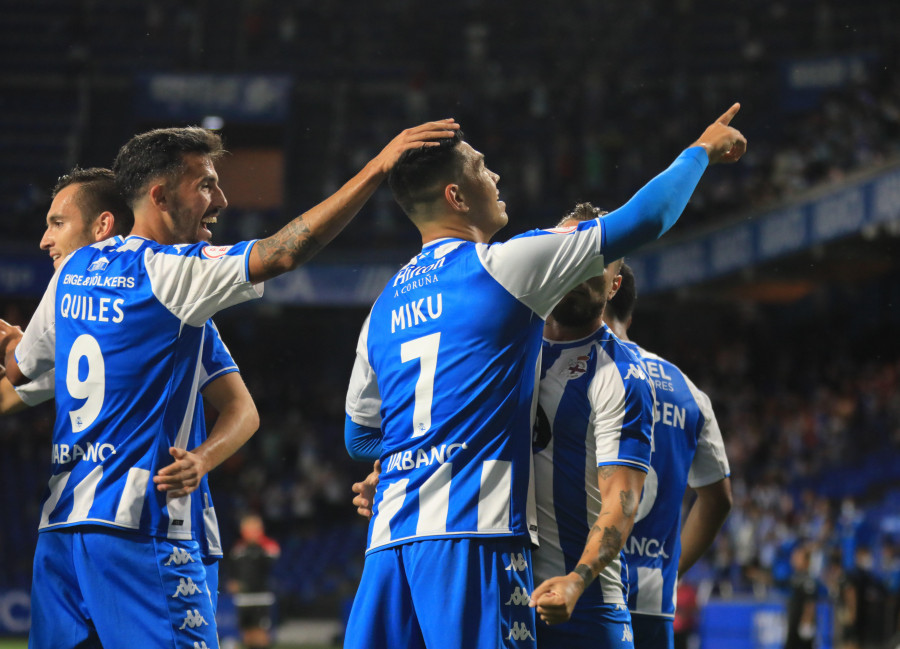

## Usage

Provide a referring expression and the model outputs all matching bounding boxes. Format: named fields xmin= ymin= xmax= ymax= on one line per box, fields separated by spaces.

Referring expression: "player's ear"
xmin=92 ymin=211 xmax=116 ymax=241
xmin=608 ymin=274 xmax=623 ymax=300
xmin=148 ymin=182 xmax=168 ymax=211
xmin=445 ymin=183 xmax=468 ymax=213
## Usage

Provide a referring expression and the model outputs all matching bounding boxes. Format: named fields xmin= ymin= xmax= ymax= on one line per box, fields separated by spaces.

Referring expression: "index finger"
xmin=716 ymin=103 xmax=741 ymax=126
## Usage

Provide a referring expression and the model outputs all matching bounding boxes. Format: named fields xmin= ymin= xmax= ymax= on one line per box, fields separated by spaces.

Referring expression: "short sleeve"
xmin=345 ymin=315 xmax=383 ymax=427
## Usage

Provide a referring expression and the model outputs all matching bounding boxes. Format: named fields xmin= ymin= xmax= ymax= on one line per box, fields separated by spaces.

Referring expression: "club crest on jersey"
xmin=565 ymin=355 xmax=590 ymax=378
xmin=200 ymin=245 xmax=231 ymax=259
xmin=86 ymin=257 xmax=109 ymax=272
xmin=544 ymin=224 xmax=578 ymax=234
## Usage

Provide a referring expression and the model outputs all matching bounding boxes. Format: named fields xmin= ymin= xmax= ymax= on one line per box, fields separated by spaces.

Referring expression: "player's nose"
xmin=39 ymin=229 xmax=52 ymax=250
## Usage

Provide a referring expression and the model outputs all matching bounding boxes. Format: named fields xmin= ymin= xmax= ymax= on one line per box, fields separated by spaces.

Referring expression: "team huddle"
xmin=0 ymin=106 xmax=745 ymax=648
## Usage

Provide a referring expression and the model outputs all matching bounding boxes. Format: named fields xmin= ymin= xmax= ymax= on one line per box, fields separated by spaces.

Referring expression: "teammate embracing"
xmin=345 ymin=106 xmax=745 ymax=649
xmin=5 ymin=120 xmax=457 ymax=649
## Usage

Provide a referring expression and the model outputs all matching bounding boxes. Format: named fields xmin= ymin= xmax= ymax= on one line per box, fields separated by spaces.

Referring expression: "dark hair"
xmin=604 ymin=263 xmax=637 ymax=323
xmin=53 ymin=167 xmax=134 ymax=236
xmin=113 ymin=126 xmax=224 ymax=207
xmin=388 ymin=130 xmax=465 ymax=215
xmin=556 ymin=201 xmax=608 ymax=227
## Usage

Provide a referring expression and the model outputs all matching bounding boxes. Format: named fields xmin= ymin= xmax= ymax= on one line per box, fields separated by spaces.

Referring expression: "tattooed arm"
xmin=530 ymin=465 xmax=646 ymax=625
xmin=247 ymin=120 xmax=459 ymax=283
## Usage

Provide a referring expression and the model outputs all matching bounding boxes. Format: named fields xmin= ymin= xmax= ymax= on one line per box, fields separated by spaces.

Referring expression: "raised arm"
xmin=531 ymin=465 xmax=646 ymax=624
xmin=600 ymin=103 xmax=747 ymax=260
xmin=247 ymin=120 xmax=459 ymax=283
xmin=153 ymin=371 xmax=260 ymax=498
xmin=678 ymin=477 xmax=732 ymax=576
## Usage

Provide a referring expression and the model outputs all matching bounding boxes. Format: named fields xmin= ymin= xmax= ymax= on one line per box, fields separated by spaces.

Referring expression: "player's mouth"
xmin=200 ymin=213 xmax=218 ymax=237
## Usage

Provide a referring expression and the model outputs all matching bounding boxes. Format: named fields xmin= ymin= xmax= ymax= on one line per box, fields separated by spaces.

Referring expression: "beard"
xmin=550 ymin=294 xmax=604 ymax=328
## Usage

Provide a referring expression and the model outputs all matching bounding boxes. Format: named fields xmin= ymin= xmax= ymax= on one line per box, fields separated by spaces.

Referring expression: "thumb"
xmin=530 ymin=581 xmax=554 ymax=606
xmin=169 ymin=446 xmax=187 ymax=459
xmin=717 ymin=102 xmax=741 ymax=126
xmin=373 ymin=459 xmax=382 ymax=474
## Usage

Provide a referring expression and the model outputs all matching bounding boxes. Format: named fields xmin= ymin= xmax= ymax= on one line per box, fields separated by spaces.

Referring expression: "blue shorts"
xmin=630 ymin=612 xmax=674 ymax=649
xmin=537 ymin=602 xmax=634 ymax=649
xmin=344 ymin=537 xmax=535 ymax=649
xmin=29 ymin=527 xmax=218 ymax=649
xmin=203 ymin=556 xmax=220 ymax=612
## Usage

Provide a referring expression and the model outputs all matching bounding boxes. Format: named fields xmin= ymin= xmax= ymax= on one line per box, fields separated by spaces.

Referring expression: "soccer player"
xmin=5 ymin=119 xmax=456 ymax=649
xmin=604 ymin=263 xmax=732 ymax=649
xmin=529 ymin=205 xmax=653 ymax=649
xmin=343 ymin=105 xmax=745 ymax=648
xmin=0 ymin=166 xmax=258 ymax=613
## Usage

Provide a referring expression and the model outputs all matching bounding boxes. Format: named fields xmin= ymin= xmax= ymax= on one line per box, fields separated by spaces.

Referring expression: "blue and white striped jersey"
xmin=621 ymin=343 xmax=729 ymax=618
xmin=15 ymin=318 xmax=237 ymax=558
xmin=15 ymin=235 xmax=262 ymax=541
xmin=533 ymin=324 xmax=654 ymax=606
xmin=346 ymin=220 xmax=610 ymax=553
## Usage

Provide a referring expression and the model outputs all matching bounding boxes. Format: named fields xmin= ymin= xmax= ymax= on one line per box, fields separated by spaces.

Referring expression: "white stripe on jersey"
xmin=416 ymin=462 xmax=453 ymax=536
xmin=115 ymin=468 xmax=150 ymax=528
xmin=68 ymin=465 xmax=102 ymax=522
xmin=635 ymin=566 xmax=664 ymax=612
xmin=40 ymin=473 xmax=69 ymax=528
xmin=478 ymin=460 xmax=512 ymax=532
xmin=370 ymin=479 xmax=409 ymax=548
xmin=203 ymin=497 xmax=223 ymax=556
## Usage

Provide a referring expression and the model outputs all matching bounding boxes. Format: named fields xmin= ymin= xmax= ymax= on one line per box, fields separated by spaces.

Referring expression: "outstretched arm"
xmin=600 ymin=103 xmax=747 ymax=260
xmin=153 ymin=371 xmax=260 ymax=498
xmin=531 ymin=465 xmax=646 ymax=624
xmin=248 ymin=120 xmax=459 ymax=283
xmin=678 ymin=477 xmax=732 ymax=577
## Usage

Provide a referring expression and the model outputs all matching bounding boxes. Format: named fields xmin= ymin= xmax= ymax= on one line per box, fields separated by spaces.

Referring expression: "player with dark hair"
xmin=0 ymin=165 xmax=259 ymax=622
xmin=527 ymin=203 xmax=651 ymax=649
xmin=5 ymin=119 xmax=458 ymax=649
xmin=604 ymin=264 xmax=732 ymax=649
xmin=344 ymin=106 xmax=745 ymax=649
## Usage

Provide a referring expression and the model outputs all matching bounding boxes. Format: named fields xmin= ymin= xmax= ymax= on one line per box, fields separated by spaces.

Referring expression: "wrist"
xmin=572 ymin=564 xmax=594 ymax=591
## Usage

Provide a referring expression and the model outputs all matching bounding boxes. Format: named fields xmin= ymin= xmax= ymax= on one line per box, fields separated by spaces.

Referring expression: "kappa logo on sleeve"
xmin=200 ymin=245 xmax=232 ymax=259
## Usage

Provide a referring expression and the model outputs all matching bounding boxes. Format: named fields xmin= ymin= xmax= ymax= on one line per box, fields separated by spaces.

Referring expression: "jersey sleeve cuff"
xmin=596 ymin=459 xmax=650 ymax=474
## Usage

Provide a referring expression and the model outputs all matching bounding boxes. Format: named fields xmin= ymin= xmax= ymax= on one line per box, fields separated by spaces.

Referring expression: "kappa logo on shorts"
xmin=172 ymin=577 xmax=202 ymax=598
xmin=507 ymin=622 xmax=535 ymax=641
xmin=622 ymin=624 xmax=633 ymax=642
xmin=505 ymin=553 xmax=528 ymax=571
xmin=504 ymin=587 xmax=531 ymax=606
xmin=179 ymin=609 xmax=208 ymax=630
xmin=193 ymin=643 xmax=210 ymax=649
xmin=164 ymin=547 xmax=195 ymax=566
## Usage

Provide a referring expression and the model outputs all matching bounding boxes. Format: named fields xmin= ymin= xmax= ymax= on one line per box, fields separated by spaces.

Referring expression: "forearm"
xmin=193 ymin=374 xmax=260 ymax=475
xmin=250 ymin=161 xmax=386 ymax=282
xmin=4 ymin=339 xmax=28 ymax=386
xmin=573 ymin=466 xmax=643 ymax=587
xmin=678 ymin=479 xmax=732 ymax=576
xmin=345 ymin=415 xmax=383 ymax=461
xmin=0 ymin=377 xmax=27 ymax=415
xmin=600 ymin=147 xmax=708 ymax=261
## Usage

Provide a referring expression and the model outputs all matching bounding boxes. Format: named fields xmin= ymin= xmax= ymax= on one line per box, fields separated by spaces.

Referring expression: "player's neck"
xmin=543 ymin=316 xmax=604 ymax=342
xmin=603 ymin=317 xmax=630 ymax=341
xmin=417 ymin=214 xmax=493 ymax=245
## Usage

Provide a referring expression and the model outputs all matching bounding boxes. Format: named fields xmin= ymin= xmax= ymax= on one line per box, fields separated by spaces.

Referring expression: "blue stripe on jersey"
xmin=364 ymin=239 xmax=543 ymax=552
xmin=31 ymin=236 xmax=258 ymax=540
xmin=621 ymin=341 xmax=704 ymax=617
xmin=534 ymin=325 xmax=653 ymax=607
